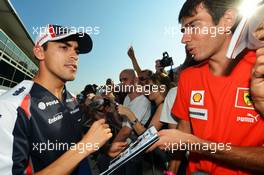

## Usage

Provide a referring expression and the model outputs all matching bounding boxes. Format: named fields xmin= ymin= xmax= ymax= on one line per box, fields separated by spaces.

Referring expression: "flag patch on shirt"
xmin=189 ymin=107 xmax=208 ymax=120
xmin=235 ymin=88 xmax=254 ymax=110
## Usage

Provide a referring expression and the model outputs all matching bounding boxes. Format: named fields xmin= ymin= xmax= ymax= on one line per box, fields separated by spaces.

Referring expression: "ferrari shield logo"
xmin=235 ymin=88 xmax=254 ymax=110
xmin=243 ymin=92 xmax=253 ymax=106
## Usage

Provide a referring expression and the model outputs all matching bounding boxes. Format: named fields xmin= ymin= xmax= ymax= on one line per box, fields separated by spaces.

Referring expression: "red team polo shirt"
xmin=172 ymin=51 xmax=264 ymax=175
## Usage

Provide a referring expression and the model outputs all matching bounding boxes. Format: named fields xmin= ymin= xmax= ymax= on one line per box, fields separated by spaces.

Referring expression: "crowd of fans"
xmin=76 ymin=45 xmax=197 ymax=175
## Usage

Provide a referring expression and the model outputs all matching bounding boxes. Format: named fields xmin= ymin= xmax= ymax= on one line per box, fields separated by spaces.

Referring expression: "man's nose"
xmin=181 ymin=33 xmax=192 ymax=44
xmin=70 ymin=49 xmax=79 ymax=60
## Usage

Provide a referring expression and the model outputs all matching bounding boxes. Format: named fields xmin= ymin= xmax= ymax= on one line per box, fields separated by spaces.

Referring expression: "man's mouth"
xmin=187 ymin=47 xmax=196 ymax=55
xmin=65 ymin=63 xmax=77 ymax=71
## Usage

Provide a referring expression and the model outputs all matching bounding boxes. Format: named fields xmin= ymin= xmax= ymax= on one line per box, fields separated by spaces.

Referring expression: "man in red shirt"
xmin=149 ymin=0 xmax=264 ymax=174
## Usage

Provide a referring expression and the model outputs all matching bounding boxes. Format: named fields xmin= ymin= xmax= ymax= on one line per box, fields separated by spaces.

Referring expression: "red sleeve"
xmin=171 ymin=72 xmax=190 ymax=121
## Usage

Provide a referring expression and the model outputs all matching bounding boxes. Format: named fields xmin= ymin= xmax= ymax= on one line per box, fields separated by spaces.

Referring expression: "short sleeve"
xmin=160 ymin=87 xmax=178 ymax=124
xmin=171 ymin=74 xmax=190 ymax=122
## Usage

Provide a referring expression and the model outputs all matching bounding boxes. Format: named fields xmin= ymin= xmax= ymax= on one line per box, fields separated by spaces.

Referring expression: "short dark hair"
xmin=178 ymin=0 xmax=241 ymax=26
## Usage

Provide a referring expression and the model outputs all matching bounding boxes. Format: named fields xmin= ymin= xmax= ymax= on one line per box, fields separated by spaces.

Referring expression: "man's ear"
xmin=222 ymin=9 xmax=238 ymax=32
xmin=33 ymin=46 xmax=45 ymax=61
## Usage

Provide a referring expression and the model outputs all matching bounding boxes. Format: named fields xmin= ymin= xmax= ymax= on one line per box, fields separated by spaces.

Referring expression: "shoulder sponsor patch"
xmin=13 ymin=86 xmax=26 ymax=96
xmin=235 ymin=88 xmax=254 ymax=110
xmin=190 ymin=90 xmax=205 ymax=106
xmin=189 ymin=107 xmax=208 ymax=120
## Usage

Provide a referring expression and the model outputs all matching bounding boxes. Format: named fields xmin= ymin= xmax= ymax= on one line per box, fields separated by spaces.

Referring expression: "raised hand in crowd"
xmin=127 ymin=46 xmax=136 ymax=60
xmin=127 ymin=46 xmax=142 ymax=74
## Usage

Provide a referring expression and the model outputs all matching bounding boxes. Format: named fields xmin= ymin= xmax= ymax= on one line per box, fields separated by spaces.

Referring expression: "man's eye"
xmin=60 ymin=46 xmax=68 ymax=50
xmin=181 ymin=23 xmax=197 ymax=33
xmin=187 ymin=21 xmax=199 ymax=28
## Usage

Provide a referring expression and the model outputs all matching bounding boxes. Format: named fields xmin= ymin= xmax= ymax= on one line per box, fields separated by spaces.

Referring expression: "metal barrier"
xmin=0 ymin=75 xmax=18 ymax=88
